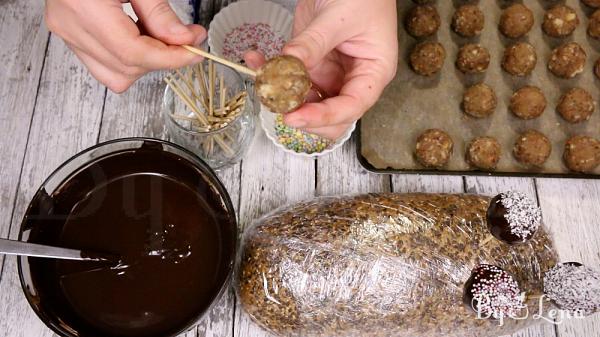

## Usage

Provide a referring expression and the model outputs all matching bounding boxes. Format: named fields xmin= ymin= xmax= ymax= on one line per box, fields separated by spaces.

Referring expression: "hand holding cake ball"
xmin=44 ymin=0 xmax=208 ymax=93
xmin=245 ymin=0 xmax=399 ymax=140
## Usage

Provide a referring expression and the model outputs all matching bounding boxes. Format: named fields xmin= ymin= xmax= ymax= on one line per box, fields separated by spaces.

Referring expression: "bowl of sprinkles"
xmin=259 ymin=108 xmax=356 ymax=158
xmin=208 ymin=0 xmax=293 ymax=64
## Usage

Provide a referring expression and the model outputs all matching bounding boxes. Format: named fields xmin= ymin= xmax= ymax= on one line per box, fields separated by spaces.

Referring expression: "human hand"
xmin=245 ymin=0 xmax=398 ymax=139
xmin=45 ymin=0 xmax=206 ymax=93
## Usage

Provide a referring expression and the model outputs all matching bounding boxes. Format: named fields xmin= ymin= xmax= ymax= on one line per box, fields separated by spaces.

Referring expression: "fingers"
xmin=243 ymin=50 xmax=266 ymax=70
xmin=70 ymin=45 xmax=139 ymax=93
xmin=130 ymin=0 xmax=197 ymax=45
xmin=131 ymin=35 xmax=204 ymax=69
xmin=283 ymin=7 xmax=357 ymax=69
xmin=283 ymin=60 xmax=387 ymax=129
xmin=302 ymin=123 xmax=355 ymax=140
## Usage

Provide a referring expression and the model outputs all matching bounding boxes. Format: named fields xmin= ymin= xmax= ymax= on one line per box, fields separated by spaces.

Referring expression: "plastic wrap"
xmin=236 ymin=193 xmax=558 ymax=337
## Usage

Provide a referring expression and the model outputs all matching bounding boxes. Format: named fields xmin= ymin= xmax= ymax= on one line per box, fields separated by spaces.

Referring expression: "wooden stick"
xmin=195 ymin=63 xmax=209 ymax=108
xmin=182 ymin=45 xmax=257 ymax=77
xmin=208 ymin=60 xmax=214 ymax=116
xmin=220 ymin=75 xmax=226 ymax=110
xmin=164 ymin=77 xmax=235 ymax=155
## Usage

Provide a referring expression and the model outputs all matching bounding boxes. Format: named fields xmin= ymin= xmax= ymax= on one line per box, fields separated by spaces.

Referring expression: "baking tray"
xmin=359 ymin=0 xmax=600 ymax=179
xmin=356 ymin=121 xmax=600 ymax=179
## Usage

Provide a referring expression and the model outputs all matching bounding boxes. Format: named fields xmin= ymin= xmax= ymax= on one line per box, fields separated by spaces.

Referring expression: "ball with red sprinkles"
xmin=463 ymin=264 xmax=524 ymax=319
xmin=486 ymin=191 xmax=542 ymax=244
xmin=544 ymin=262 xmax=600 ymax=316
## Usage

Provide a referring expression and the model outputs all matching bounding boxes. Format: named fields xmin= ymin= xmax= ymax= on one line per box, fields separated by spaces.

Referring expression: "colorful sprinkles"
xmin=222 ymin=23 xmax=286 ymax=63
xmin=544 ymin=263 xmax=600 ymax=315
xmin=464 ymin=264 xmax=524 ymax=319
xmin=499 ymin=191 xmax=541 ymax=241
xmin=274 ymin=115 xmax=332 ymax=154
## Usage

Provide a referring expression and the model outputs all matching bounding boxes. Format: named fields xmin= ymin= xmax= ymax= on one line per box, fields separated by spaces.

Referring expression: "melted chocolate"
xmin=23 ymin=144 xmax=236 ymax=337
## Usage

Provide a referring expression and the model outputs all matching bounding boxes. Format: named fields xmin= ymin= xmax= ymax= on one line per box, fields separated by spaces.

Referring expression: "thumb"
xmin=131 ymin=0 xmax=198 ymax=45
xmin=283 ymin=14 xmax=353 ymax=69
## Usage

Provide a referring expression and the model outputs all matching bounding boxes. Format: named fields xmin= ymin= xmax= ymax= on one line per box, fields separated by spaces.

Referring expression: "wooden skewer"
xmin=182 ymin=45 xmax=257 ymax=77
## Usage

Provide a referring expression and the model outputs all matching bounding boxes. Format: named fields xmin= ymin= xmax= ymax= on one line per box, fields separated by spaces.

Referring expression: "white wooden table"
xmin=1 ymin=2 xmax=599 ymax=337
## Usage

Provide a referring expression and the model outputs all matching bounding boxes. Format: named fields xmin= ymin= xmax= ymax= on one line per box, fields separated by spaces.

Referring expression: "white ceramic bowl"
xmin=208 ymin=0 xmax=293 ymax=57
xmin=259 ymin=108 xmax=356 ymax=158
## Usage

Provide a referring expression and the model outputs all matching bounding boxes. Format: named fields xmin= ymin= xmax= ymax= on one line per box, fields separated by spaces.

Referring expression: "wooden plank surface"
xmin=536 ymin=179 xmax=600 ymax=337
xmin=0 ymin=1 xmax=599 ymax=337
xmin=0 ymin=35 xmax=106 ymax=337
xmin=0 ymin=0 xmax=49 ymax=279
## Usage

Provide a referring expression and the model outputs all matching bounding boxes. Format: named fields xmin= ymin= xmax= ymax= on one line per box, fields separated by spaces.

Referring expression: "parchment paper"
xmin=361 ymin=0 xmax=600 ymax=175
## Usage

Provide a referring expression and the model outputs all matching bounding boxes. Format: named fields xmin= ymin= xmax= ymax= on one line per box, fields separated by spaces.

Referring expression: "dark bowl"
xmin=17 ymin=138 xmax=237 ymax=337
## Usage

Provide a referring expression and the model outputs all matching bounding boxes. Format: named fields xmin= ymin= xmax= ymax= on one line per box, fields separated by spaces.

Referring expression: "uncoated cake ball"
xmin=548 ymin=42 xmax=586 ymax=79
xmin=557 ymin=88 xmax=595 ymax=124
xmin=499 ymin=4 xmax=534 ymax=39
xmin=405 ymin=5 xmax=441 ymax=37
xmin=462 ymin=84 xmax=497 ymax=118
xmin=415 ymin=129 xmax=454 ymax=168
xmin=510 ymin=86 xmax=546 ymax=120
xmin=543 ymin=5 xmax=579 ymax=38
xmin=466 ymin=137 xmax=501 ymax=171
xmin=513 ymin=130 xmax=552 ymax=167
xmin=502 ymin=42 xmax=537 ymax=76
xmin=564 ymin=136 xmax=600 ymax=173
xmin=452 ymin=5 xmax=485 ymax=37
xmin=456 ymin=44 xmax=490 ymax=74
xmin=256 ymin=55 xmax=311 ymax=114
xmin=588 ymin=10 xmax=600 ymax=39
xmin=410 ymin=41 xmax=446 ymax=76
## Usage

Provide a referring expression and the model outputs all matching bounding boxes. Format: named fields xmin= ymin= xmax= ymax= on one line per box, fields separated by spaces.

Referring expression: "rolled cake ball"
xmin=513 ymin=130 xmax=552 ymax=167
xmin=405 ymin=5 xmax=441 ymax=38
xmin=463 ymin=265 xmax=524 ymax=319
xmin=415 ymin=129 xmax=453 ymax=168
xmin=466 ymin=137 xmax=501 ymax=171
xmin=543 ymin=5 xmax=579 ymax=38
xmin=456 ymin=44 xmax=490 ymax=74
xmin=255 ymin=55 xmax=311 ymax=114
xmin=410 ymin=41 xmax=446 ymax=76
xmin=544 ymin=263 xmax=600 ymax=316
xmin=548 ymin=42 xmax=586 ymax=79
xmin=589 ymin=10 xmax=600 ymax=39
xmin=502 ymin=42 xmax=537 ymax=76
xmin=452 ymin=4 xmax=485 ymax=37
xmin=499 ymin=4 xmax=534 ymax=39
xmin=486 ymin=191 xmax=542 ymax=244
xmin=564 ymin=135 xmax=600 ymax=173
xmin=557 ymin=88 xmax=595 ymax=124
xmin=462 ymin=83 xmax=497 ymax=118
xmin=595 ymin=58 xmax=600 ymax=80
xmin=510 ymin=86 xmax=547 ymax=120
xmin=583 ymin=0 xmax=600 ymax=8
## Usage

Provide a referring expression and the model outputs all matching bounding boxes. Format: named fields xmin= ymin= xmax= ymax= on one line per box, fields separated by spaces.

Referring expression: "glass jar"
xmin=162 ymin=62 xmax=255 ymax=170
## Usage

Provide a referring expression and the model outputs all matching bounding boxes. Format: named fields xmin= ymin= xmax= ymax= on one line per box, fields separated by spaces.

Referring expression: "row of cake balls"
xmin=405 ymin=3 xmax=600 ymax=40
xmin=414 ymin=129 xmax=600 ymax=173
xmin=410 ymin=40 xmax=591 ymax=79
xmin=461 ymin=84 xmax=595 ymax=124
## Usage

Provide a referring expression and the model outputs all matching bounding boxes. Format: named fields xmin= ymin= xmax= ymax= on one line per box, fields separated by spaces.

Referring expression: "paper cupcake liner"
xmin=259 ymin=109 xmax=356 ymax=158
xmin=208 ymin=0 xmax=293 ymax=59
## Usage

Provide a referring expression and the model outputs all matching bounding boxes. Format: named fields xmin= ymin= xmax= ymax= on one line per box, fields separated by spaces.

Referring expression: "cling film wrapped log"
xmin=235 ymin=193 xmax=558 ymax=337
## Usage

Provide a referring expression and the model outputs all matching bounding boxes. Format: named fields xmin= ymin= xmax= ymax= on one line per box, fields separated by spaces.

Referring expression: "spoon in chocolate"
xmin=0 ymin=238 xmax=119 ymax=262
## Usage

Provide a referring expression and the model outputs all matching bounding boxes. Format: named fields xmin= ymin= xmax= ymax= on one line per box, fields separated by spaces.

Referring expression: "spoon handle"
xmin=0 ymin=238 xmax=92 ymax=261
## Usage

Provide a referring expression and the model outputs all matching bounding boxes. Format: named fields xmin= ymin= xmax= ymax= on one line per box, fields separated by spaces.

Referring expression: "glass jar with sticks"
xmin=163 ymin=60 xmax=255 ymax=170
